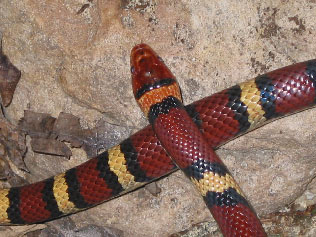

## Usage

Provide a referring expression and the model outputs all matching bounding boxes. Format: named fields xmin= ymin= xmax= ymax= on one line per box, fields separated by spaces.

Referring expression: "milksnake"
xmin=0 ymin=45 xmax=314 ymax=234
xmin=131 ymin=44 xmax=266 ymax=236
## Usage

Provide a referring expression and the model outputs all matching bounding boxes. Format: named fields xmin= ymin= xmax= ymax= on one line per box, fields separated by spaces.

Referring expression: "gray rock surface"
xmin=1 ymin=0 xmax=316 ymax=236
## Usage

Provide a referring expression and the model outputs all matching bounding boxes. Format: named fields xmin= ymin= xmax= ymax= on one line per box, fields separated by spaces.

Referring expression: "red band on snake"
xmin=0 ymin=46 xmax=314 ymax=234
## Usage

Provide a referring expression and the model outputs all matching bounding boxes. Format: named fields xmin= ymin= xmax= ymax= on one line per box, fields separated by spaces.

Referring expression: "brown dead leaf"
xmin=0 ymin=35 xmax=21 ymax=107
xmin=0 ymin=110 xmax=28 ymax=186
xmin=18 ymin=110 xmax=129 ymax=160
xmin=0 ymin=117 xmax=27 ymax=172
xmin=53 ymin=112 xmax=85 ymax=147
xmin=19 ymin=111 xmax=94 ymax=158
xmin=18 ymin=110 xmax=56 ymax=138
xmin=53 ymin=112 xmax=99 ymax=156
xmin=31 ymin=138 xmax=72 ymax=159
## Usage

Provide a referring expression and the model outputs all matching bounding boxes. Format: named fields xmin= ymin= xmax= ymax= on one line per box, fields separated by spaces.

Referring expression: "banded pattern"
xmin=194 ymin=59 xmax=316 ymax=148
xmin=131 ymin=44 xmax=266 ymax=236
xmin=0 ymin=53 xmax=314 ymax=227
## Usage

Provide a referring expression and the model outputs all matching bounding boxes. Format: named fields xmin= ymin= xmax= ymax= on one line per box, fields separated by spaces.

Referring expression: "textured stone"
xmin=1 ymin=0 xmax=316 ymax=236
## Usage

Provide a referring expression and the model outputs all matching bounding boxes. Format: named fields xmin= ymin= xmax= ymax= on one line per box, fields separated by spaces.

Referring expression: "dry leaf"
xmin=18 ymin=110 xmax=56 ymax=138
xmin=31 ymin=138 xmax=72 ymax=159
xmin=0 ymin=35 xmax=21 ymax=107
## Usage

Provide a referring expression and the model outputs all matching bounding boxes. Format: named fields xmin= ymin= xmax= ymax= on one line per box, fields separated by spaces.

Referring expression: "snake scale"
xmin=0 ymin=44 xmax=315 ymax=235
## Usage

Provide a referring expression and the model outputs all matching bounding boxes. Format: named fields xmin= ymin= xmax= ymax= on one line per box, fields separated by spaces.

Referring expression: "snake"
xmin=130 ymin=44 xmax=266 ymax=236
xmin=0 ymin=45 xmax=314 ymax=234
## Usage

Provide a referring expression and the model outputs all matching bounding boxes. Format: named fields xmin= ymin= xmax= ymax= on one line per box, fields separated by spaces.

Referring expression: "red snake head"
xmin=130 ymin=44 xmax=182 ymax=116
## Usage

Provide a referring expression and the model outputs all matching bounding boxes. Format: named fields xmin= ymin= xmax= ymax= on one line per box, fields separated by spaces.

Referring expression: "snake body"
xmin=131 ymin=44 xmax=266 ymax=236
xmin=0 ymin=49 xmax=314 ymax=231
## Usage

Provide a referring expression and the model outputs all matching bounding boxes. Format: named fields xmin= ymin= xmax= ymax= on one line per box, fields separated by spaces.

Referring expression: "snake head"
xmin=130 ymin=44 xmax=182 ymax=116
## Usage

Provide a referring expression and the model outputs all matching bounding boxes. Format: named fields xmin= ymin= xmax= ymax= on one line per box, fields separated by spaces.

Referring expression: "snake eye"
xmin=131 ymin=66 xmax=135 ymax=74
xmin=139 ymin=58 xmax=145 ymax=64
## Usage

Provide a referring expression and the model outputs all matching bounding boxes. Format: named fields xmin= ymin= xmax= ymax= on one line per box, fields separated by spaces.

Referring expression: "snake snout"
xmin=131 ymin=44 xmax=177 ymax=99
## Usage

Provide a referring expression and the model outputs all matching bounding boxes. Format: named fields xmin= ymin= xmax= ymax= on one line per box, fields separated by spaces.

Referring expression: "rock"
xmin=1 ymin=0 xmax=316 ymax=236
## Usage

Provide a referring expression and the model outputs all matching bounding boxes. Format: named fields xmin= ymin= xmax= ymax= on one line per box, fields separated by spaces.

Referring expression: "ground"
xmin=1 ymin=1 xmax=316 ymax=236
